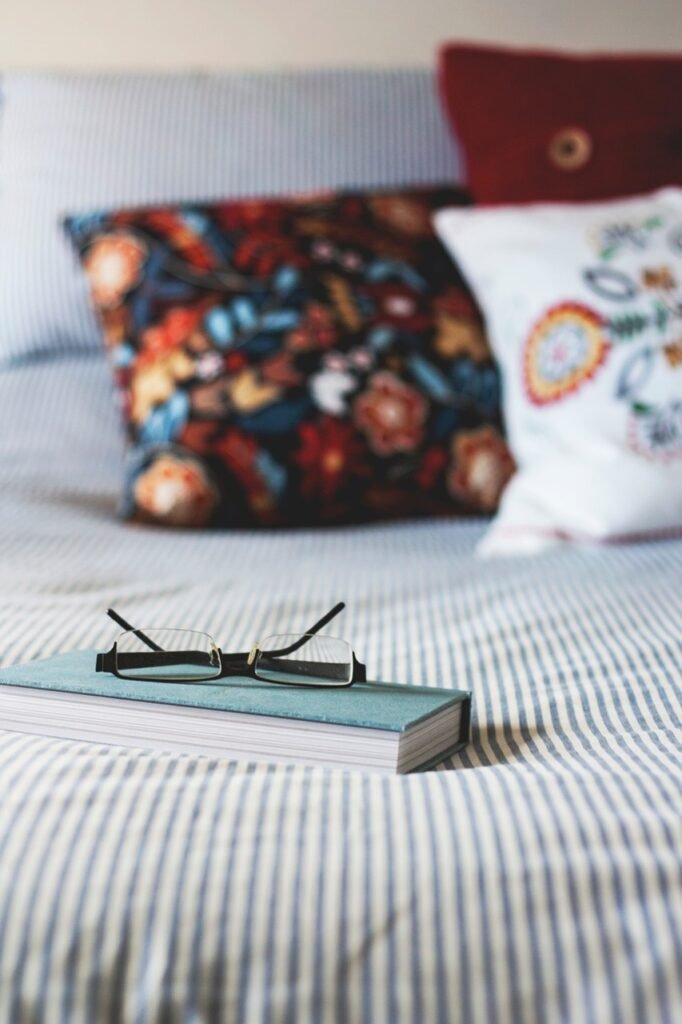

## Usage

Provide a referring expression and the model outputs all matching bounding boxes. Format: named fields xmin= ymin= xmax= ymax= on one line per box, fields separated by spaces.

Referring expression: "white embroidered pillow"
xmin=435 ymin=188 xmax=682 ymax=556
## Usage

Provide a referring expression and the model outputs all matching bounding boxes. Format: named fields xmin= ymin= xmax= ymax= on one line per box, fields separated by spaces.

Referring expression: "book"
xmin=0 ymin=650 xmax=471 ymax=774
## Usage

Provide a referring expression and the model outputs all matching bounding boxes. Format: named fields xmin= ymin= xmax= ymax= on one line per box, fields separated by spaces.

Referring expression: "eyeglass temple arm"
xmin=105 ymin=601 xmax=347 ymax=661
xmin=260 ymin=602 xmax=346 ymax=658
xmin=106 ymin=608 xmax=164 ymax=652
xmin=306 ymin=601 xmax=346 ymax=636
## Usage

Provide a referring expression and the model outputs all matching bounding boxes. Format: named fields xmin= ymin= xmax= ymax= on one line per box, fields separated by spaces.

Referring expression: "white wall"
xmin=2 ymin=0 xmax=681 ymax=70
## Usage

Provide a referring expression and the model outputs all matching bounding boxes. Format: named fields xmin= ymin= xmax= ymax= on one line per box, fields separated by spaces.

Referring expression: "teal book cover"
xmin=0 ymin=650 xmax=471 ymax=735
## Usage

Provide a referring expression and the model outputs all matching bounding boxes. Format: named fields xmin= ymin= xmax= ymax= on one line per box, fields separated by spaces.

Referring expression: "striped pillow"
xmin=0 ymin=70 xmax=460 ymax=366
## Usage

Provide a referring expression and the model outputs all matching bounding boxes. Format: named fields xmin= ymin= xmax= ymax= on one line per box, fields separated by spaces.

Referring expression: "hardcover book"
xmin=0 ymin=650 xmax=471 ymax=773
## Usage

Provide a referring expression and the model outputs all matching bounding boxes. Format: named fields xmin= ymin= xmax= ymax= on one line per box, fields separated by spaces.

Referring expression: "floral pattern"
xmin=354 ymin=372 xmax=427 ymax=455
xmin=132 ymin=452 xmax=219 ymax=527
xmin=524 ymin=303 xmax=610 ymax=405
xmin=447 ymin=427 xmax=516 ymax=512
xmin=66 ymin=187 xmax=509 ymax=528
xmin=83 ymin=234 xmax=146 ymax=309
xmin=523 ymin=208 xmax=682 ymax=463
xmin=627 ymin=401 xmax=682 ymax=462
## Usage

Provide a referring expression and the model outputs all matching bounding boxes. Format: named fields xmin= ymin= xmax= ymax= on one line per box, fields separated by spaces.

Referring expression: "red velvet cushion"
xmin=439 ymin=43 xmax=682 ymax=204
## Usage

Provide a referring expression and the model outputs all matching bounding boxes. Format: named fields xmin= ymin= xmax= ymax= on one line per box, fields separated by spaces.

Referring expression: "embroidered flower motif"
xmin=138 ymin=307 xmax=205 ymax=367
xmin=354 ymin=372 xmax=427 ymax=455
xmin=642 ymin=266 xmax=677 ymax=292
xmin=195 ymin=351 xmax=225 ymax=380
xmin=66 ymin=185 xmax=506 ymax=527
xmin=448 ymin=427 xmax=515 ymax=511
xmin=84 ymin=233 xmax=146 ymax=309
xmin=131 ymin=349 xmax=195 ymax=424
xmin=311 ymin=236 xmax=360 ymax=272
xmin=295 ymin=417 xmax=368 ymax=500
xmin=341 ymin=251 xmax=363 ymax=272
xmin=349 ymin=348 xmax=373 ymax=369
xmin=324 ymin=276 xmax=364 ymax=331
xmin=287 ymin=303 xmax=338 ymax=352
xmin=435 ymin=313 xmax=489 ymax=361
xmin=133 ymin=453 xmax=218 ymax=527
xmin=370 ymin=195 xmax=433 ymax=236
xmin=312 ymin=240 xmax=336 ymax=262
xmin=433 ymin=290 xmax=487 ymax=361
xmin=524 ymin=302 xmax=609 ymax=405
xmin=627 ymin=401 xmax=682 ymax=462
xmin=228 ymin=368 xmax=281 ymax=414
xmin=310 ymin=367 xmax=356 ymax=416
xmin=591 ymin=216 xmax=662 ymax=259
xmin=363 ymin=283 xmax=431 ymax=332
xmin=663 ymin=340 xmax=682 ymax=368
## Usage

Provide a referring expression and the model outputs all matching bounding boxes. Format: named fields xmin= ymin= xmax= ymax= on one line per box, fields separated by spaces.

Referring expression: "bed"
xmin=0 ymin=354 xmax=680 ymax=1022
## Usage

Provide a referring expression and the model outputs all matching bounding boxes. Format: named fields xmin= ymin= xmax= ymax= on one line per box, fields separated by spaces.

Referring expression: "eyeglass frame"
xmin=95 ymin=602 xmax=367 ymax=687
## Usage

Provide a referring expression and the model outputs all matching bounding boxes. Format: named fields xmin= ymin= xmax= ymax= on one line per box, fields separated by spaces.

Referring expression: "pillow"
xmin=434 ymin=188 xmax=682 ymax=556
xmin=65 ymin=186 xmax=512 ymax=528
xmin=438 ymin=43 xmax=682 ymax=204
xmin=0 ymin=69 xmax=460 ymax=367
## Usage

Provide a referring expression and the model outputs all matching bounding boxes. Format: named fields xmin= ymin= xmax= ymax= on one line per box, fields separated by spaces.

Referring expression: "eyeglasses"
xmin=95 ymin=603 xmax=367 ymax=688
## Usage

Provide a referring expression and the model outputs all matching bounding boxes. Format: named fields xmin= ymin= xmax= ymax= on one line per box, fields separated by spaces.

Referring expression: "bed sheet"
xmin=0 ymin=357 xmax=680 ymax=1023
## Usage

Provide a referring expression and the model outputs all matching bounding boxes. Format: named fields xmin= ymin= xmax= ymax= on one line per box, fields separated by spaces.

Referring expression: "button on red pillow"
xmin=439 ymin=43 xmax=682 ymax=204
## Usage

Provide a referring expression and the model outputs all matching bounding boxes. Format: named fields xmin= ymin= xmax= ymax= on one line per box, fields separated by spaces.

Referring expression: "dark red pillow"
xmin=439 ymin=42 xmax=682 ymax=204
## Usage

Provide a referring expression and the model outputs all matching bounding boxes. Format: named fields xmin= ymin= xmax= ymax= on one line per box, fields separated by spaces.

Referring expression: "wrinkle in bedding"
xmin=0 ymin=358 xmax=680 ymax=1023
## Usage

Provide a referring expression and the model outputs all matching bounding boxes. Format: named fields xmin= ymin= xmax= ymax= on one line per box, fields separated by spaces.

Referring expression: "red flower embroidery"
xmin=133 ymin=454 xmax=219 ymax=528
xmin=233 ymin=231 xmax=308 ymax=276
xmin=354 ymin=372 xmax=427 ymax=455
xmin=295 ymin=417 xmax=368 ymax=501
xmin=524 ymin=303 xmax=609 ymax=405
xmin=138 ymin=306 xmax=204 ymax=366
xmin=83 ymin=233 xmax=146 ymax=310
xmin=448 ymin=427 xmax=515 ymax=512
xmin=362 ymin=282 xmax=431 ymax=331
xmin=287 ymin=303 xmax=338 ymax=352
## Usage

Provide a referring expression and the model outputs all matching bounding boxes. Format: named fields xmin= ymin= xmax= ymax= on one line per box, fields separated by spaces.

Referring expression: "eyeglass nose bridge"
xmin=209 ymin=639 xmax=222 ymax=668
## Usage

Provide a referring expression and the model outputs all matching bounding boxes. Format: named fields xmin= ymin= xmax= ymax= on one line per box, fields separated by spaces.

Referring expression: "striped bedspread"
xmin=0 ymin=358 xmax=680 ymax=1023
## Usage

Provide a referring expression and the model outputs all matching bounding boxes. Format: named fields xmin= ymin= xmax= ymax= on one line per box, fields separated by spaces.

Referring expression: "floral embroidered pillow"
xmin=65 ymin=186 xmax=511 ymax=528
xmin=435 ymin=188 xmax=682 ymax=556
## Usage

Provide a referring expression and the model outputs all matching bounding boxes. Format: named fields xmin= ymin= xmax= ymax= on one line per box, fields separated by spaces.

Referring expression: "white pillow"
xmin=435 ymin=188 xmax=682 ymax=556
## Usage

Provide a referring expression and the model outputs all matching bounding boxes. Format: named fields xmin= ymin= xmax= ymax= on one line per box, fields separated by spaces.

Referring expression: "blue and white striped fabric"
xmin=0 ymin=70 xmax=460 ymax=367
xmin=0 ymin=359 xmax=680 ymax=1023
